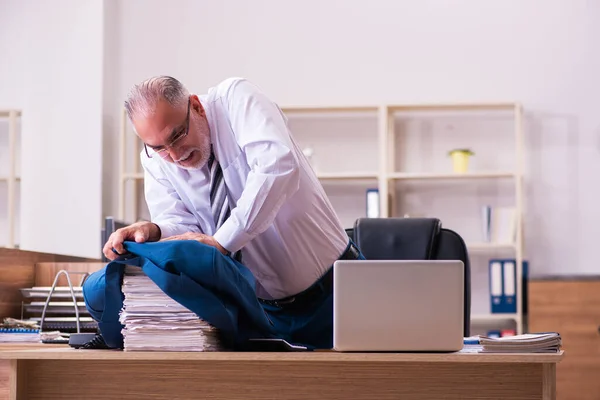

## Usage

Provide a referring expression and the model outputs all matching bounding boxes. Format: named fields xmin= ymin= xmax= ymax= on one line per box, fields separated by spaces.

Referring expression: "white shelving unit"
xmin=388 ymin=171 xmax=516 ymax=180
xmin=282 ymin=103 xmax=525 ymax=332
xmin=118 ymin=102 xmax=525 ymax=333
xmin=0 ymin=109 xmax=21 ymax=248
xmin=118 ymin=108 xmax=143 ymax=222
xmin=316 ymin=172 xmax=379 ymax=180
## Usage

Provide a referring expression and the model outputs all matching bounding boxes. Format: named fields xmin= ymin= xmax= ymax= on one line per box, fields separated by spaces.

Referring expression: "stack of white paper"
xmin=119 ymin=266 xmax=222 ymax=352
xmin=0 ymin=330 xmax=41 ymax=343
xmin=478 ymin=333 xmax=561 ymax=353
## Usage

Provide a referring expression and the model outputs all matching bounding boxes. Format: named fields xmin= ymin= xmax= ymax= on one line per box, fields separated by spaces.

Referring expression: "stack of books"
xmin=463 ymin=332 xmax=561 ymax=353
xmin=118 ymin=266 xmax=222 ymax=352
xmin=0 ymin=318 xmax=40 ymax=343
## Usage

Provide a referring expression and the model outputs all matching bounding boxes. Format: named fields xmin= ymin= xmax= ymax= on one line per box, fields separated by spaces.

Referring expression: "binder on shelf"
xmin=522 ymin=260 xmax=529 ymax=315
xmin=366 ymin=188 xmax=379 ymax=218
xmin=503 ymin=260 xmax=516 ymax=313
xmin=481 ymin=206 xmax=516 ymax=244
xmin=489 ymin=260 xmax=504 ymax=312
xmin=489 ymin=259 xmax=529 ymax=314
xmin=481 ymin=206 xmax=491 ymax=242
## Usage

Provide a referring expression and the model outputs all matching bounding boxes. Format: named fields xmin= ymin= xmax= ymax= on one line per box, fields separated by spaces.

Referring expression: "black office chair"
xmin=346 ymin=217 xmax=471 ymax=337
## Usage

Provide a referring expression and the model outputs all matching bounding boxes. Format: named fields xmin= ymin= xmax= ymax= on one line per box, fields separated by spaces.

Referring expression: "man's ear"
xmin=190 ymin=95 xmax=204 ymax=116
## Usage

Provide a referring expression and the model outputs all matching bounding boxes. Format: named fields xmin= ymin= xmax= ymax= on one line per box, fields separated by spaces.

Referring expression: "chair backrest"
xmin=347 ymin=217 xmax=471 ymax=337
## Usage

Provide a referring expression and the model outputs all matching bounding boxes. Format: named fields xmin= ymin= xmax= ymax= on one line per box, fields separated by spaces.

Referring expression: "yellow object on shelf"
xmin=448 ymin=149 xmax=474 ymax=173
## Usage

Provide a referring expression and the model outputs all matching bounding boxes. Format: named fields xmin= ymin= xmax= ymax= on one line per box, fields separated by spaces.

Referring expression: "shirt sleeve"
xmin=141 ymin=154 xmax=202 ymax=239
xmin=213 ymin=79 xmax=300 ymax=253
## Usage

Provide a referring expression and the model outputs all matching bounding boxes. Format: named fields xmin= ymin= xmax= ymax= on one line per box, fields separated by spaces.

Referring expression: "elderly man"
xmin=83 ymin=76 xmax=363 ymax=349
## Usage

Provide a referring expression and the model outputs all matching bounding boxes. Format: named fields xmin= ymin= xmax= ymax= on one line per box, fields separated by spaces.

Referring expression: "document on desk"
xmin=461 ymin=333 xmax=561 ymax=353
xmin=119 ymin=266 xmax=222 ymax=351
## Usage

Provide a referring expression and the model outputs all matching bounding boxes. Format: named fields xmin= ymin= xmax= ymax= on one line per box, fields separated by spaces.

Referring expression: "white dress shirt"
xmin=140 ymin=77 xmax=349 ymax=299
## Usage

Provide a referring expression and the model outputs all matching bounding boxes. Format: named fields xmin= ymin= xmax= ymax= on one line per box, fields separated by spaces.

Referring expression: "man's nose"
xmin=170 ymin=147 xmax=187 ymax=162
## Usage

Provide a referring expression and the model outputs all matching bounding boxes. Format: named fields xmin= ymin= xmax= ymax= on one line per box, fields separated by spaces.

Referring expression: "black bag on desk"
xmin=346 ymin=217 xmax=471 ymax=337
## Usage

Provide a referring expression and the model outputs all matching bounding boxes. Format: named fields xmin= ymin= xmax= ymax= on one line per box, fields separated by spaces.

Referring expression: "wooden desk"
xmin=0 ymin=344 xmax=67 ymax=400
xmin=0 ymin=348 xmax=563 ymax=400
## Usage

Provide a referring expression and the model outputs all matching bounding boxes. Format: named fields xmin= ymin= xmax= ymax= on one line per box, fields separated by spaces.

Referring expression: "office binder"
xmin=503 ymin=260 xmax=516 ymax=313
xmin=489 ymin=260 xmax=503 ymax=313
xmin=481 ymin=205 xmax=491 ymax=242
xmin=522 ymin=260 xmax=529 ymax=314
xmin=489 ymin=259 xmax=528 ymax=314
xmin=366 ymin=189 xmax=379 ymax=218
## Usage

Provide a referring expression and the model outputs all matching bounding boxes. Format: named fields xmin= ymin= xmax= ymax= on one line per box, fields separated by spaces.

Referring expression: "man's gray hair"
xmin=124 ymin=76 xmax=190 ymax=121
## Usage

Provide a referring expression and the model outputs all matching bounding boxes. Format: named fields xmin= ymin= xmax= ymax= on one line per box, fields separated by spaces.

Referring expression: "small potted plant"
xmin=448 ymin=148 xmax=474 ymax=173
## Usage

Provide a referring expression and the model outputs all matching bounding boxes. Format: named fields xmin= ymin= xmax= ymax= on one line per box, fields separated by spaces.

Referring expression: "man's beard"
xmin=175 ymin=135 xmax=211 ymax=171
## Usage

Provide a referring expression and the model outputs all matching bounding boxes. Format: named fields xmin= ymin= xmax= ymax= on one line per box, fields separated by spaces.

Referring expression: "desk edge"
xmin=0 ymin=348 xmax=564 ymax=363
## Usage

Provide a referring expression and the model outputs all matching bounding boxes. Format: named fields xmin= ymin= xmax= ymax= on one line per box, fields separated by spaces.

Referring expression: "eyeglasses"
xmin=144 ymin=98 xmax=191 ymax=159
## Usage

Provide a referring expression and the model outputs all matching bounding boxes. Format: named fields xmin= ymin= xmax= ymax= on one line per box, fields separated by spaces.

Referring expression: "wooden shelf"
xmin=122 ymin=172 xmax=144 ymax=180
xmin=388 ymin=103 xmax=519 ymax=112
xmin=388 ymin=171 xmax=516 ymax=181
xmin=0 ymin=176 xmax=21 ymax=182
xmin=471 ymin=313 xmax=519 ymax=322
xmin=123 ymin=172 xmax=377 ymax=181
xmin=317 ymin=172 xmax=378 ymax=180
xmin=467 ymin=242 xmax=516 ymax=251
xmin=280 ymin=104 xmax=519 ymax=114
xmin=0 ymin=110 xmax=22 ymax=118
xmin=281 ymin=105 xmax=379 ymax=113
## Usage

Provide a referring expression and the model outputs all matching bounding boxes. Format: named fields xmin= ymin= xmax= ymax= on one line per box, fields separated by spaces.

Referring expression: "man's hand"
xmin=103 ymin=221 xmax=161 ymax=261
xmin=161 ymin=232 xmax=228 ymax=255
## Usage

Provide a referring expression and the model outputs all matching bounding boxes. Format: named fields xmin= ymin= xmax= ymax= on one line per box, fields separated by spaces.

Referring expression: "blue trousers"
xmin=83 ymin=240 xmax=363 ymax=350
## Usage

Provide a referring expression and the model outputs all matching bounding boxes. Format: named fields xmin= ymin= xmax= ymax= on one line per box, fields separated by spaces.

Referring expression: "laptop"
xmin=333 ymin=259 xmax=464 ymax=352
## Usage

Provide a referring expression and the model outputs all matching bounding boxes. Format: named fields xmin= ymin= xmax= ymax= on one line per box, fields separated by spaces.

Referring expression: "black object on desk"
xmin=68 ymin=333 xmax=99 ymax=348
xmin=242 ymin=338 xmax=310 ymax=352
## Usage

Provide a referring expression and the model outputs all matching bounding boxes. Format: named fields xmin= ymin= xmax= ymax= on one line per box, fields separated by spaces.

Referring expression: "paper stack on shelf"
xmin=476 ymin=332 xmax=561 ymax=353
xmin=119 ymin=266 xmax=222 ymax=352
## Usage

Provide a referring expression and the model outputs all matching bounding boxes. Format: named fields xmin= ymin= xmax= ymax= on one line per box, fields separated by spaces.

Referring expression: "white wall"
xmin=1 ymin=0 xmax=598 ymax=269
xmin=0 ymin=0 xmax=25 ymax=109
xmin=0 ymin=0 xmax=104 ymax=258
xmin=0 ymin=0 xmax=26 ymax=247
xmin=106 ymin=0 xmax=600 ymax=279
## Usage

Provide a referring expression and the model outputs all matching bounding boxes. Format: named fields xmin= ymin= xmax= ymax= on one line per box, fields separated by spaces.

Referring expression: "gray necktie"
xmin=208 ymin=149 xmax=242 ymax=262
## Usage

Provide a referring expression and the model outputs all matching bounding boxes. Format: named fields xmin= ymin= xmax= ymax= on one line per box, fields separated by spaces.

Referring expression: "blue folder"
xmin=489 ymin=259 xmax=528 ymax=314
